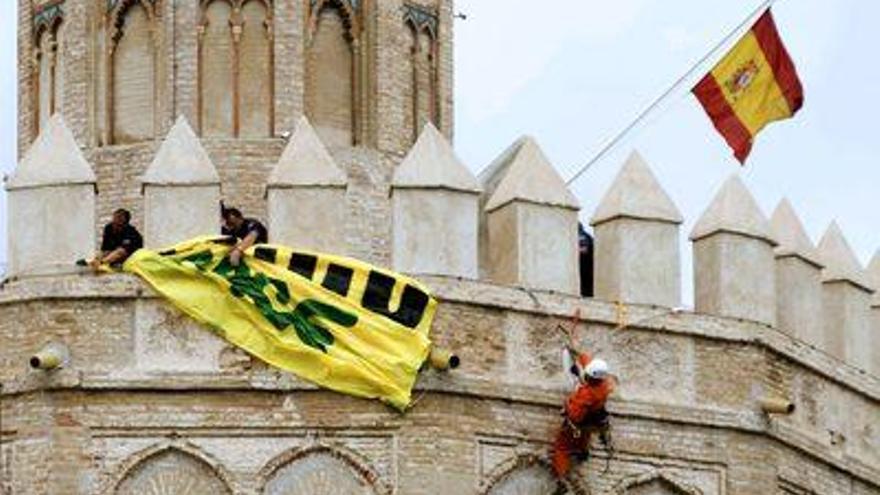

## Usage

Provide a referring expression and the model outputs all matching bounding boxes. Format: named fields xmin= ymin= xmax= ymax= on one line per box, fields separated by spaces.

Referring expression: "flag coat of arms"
xmin=124 ymin=236 xmax=437 ymax=410
xmin=693 ymin=9 xmax=803 ymax=162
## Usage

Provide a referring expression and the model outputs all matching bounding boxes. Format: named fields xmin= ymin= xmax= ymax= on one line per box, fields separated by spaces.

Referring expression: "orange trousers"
xmin=552 ymin=423 xmax=592 ymax=478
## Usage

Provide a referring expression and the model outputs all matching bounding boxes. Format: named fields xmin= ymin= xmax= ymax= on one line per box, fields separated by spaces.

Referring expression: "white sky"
xmin=1 ymin=0 xmax=877 ymax=303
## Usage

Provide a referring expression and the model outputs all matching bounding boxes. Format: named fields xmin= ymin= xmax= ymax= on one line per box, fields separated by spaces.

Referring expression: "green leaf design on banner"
xmin=208 ymin=256 xmax=357 ymax=352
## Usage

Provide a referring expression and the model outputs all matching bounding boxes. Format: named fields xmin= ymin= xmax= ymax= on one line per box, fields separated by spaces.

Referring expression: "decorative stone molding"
xmin=33 ymin=0 xmax=64 ymax=39
xmin=308 ymin=0 xmax=360 ymax=40
xmin=612 ymin=471 xmax=703 ymax=494
xmin=257 ymin=443 xmax=390 ymax=495
xmin=479 ymin=453 xmax=586 ymax=495
xmin=106 ymin=442 xmax=235 ymax=495
xmin=403 ymin=2 xmax=438 ymax=37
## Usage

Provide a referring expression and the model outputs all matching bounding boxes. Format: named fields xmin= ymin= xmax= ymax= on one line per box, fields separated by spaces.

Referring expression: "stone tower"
xmin=17 ymin=0 xmax=454 ymax=264
xmin=3 ymin=1 xmax=880 ymax=494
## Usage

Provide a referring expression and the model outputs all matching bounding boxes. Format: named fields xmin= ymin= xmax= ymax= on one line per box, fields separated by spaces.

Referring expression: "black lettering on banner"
xmin=322 ymin=264 xmax=354 ymax=297
xmin=288 ymin=253 xmax=318 ymax=280
xmin=361 ymin=270 xmax=428 ymax=329
xmin=254 ymin=247 xmax=278 ymax=263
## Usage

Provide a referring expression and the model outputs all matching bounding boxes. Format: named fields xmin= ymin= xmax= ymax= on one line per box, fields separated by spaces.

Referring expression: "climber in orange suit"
xmin=552 ymin=349 xmax=616 ymax=478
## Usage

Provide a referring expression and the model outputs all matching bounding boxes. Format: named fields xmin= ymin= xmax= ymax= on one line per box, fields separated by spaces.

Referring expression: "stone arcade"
xmin=3 ymin=1 xmax=879 ymax=494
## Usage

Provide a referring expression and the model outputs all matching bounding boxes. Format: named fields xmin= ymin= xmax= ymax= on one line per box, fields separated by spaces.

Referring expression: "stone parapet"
xmin=591 ymin=151 xmax=683 ymax=307
xmin=690 ymin=175 xmax=777 ymax=326
xmin=1 ymin=274 xmax=879 ymax=492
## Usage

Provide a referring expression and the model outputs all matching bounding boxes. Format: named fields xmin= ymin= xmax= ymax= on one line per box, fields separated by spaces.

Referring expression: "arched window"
xmin=306 ymin=0 xmax=358 ymax=148
xmin=613 ymin=473 xmax=702 ymax=495
xmin=238 ymin=0 xmax=273 ymax=137
xmin=115 ymin=449 xmax=232 ymax=495
xmin=486 ymin=464 xmax=572 ymax=495
xmin=481 ymin=455 xmax=583 ymax=495
xmin=402 ymin=5 xmax=439 ymax=143
xmin=198 ymin=0 xmax=273 ymax=138
xmin=199 ymin=0 xmax=235 ymax=137
xmin=32 ymin=3 xmax=64 ymax=137
xmin=261 ymin=448 xmax=382 ymax=494
xmin=108 ymin=0 xmax=158 ymax=144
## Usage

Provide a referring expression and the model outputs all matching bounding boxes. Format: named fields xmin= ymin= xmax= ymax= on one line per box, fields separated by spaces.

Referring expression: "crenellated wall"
xmin=3 ymin=112 xmax=880 ymax=494
xmin=7 ymin=1 xmax=880 ymax=493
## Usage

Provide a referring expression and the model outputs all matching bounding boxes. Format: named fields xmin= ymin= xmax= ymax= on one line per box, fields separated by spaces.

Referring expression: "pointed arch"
xmin=109 ymin=443 xmax=234 ymax=495
xmin=257 ymin=444 xmax=390 ymax=495
xmin=238 ymin=0 xmax=274 ymax=137
xmin=305 ymin=0 xmax=360 ymax=147
xmin=612 ymin=472 xmax=703 ymax=495
xmin=308 ymin=0 xmax=359 ymax=40
xmin=198 ymin=0 xmax=274 ymax=138
xmin=198 ymin=0 xmax=235 ymax=137
xmin=106 ymin=0 xmax=159 ymax=144
xmin=32 ymin=3 xmax=65 ymax=138
xmin=402 ymin=4 xmax=439 ymax=144
xmin=480 ymin=453 xmax=587 ymax=495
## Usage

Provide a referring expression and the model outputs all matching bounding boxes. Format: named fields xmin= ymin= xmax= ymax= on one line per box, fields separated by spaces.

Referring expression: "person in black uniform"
xmin=220 ymin=204 xmax=268 ymax=267
xmin=578 ymin=223 xmax=594 ymax=298
xmin=89 ymin=208 xmax=143 ymax=270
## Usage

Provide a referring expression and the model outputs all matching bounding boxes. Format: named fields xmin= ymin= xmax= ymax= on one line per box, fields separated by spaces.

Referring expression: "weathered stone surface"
xmin=6 ymin=115 xmax=96 ymax=277
xmin=591 ymin=150 xmax=682 ymax=226
xmin=770 ymin=198 xmax=821 ymax=264
xmin=480 ymin=137 xmax=580 ymax=293
xmin=266 ymin=117 xmax=348 ymax=253
xmin=690 ymin=174 xmax=774 ymax=244
xmin=591 ymin=151 xmax=682 ymax=306
xmin=691 ymin=175 xmax=776 ymax=325
xmin=817 ymin=221 xmax=872 ymax=289
xmin=142 ymin=117 xmax=220 ymax=247
xmin=817 ymin=222 xmax=874 ymax=371
xmin=267 ymin=116 xmax=347 ymax=188
xmin=6 ymin=114 xmax=95 ymax=190
xmin=7 ymin=1 xmax=880 ymax=493
xmin=392 ymin=124 xmax=480 ymax=277
xmin=392 ymin=123 xmax=480 ymax=193
xmin=870 ymin=252 xmax=880 ymax=377
xmin=480 ymin=136 xmax=579 ymax=213
xmin=770 ymin=200 xmax=823 ymax=346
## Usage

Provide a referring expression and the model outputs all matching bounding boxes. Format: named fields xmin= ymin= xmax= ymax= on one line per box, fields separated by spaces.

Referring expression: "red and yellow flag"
xmin=693 ymin=9 xmax=803 ymax=163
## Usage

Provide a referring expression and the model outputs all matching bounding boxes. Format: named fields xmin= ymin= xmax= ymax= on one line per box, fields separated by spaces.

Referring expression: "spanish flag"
xmin=693 ymin=9 xmax=803 ymax=163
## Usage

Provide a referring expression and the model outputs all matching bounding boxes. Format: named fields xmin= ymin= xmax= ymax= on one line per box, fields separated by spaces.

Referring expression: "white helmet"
xmin=585 ymin=358 xmax=609 ymax=380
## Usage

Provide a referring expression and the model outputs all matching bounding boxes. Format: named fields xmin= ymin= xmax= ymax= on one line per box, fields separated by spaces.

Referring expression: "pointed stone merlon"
xmin=690 ymin=175 xmax=777 ymax=326
xmin=392 ymin=123 xmax=480 ymax=277
xmin=479 ymin=137 xmax=580 ymax=294
xmin=868 ymin=252 xmax=880 ymax=376
xmin=141 ymin=117 xmax=220 ymax=248
xmin=590 ymin=151 xmax=682 ymax=306
xmin=770 ymin=199 xmax=824 ymax=347
xmin=5 ymin=115 xmax=96 ymax=277
xmin=817 ymin=222 xmax=874 ymax=371
xmin=267 ymin=116 xmax=348 ymax=254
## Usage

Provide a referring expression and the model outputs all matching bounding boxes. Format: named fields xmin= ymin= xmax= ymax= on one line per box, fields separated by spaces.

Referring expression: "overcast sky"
xmin=1 ymin=1 xmax=877 ymax=303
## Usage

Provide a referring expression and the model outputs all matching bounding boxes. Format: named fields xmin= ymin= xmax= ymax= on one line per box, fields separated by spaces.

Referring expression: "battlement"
xmin=5 ymin=1 xmax=879 ymax=493
xmin=6 ymin=114 xmax=879 ymax=380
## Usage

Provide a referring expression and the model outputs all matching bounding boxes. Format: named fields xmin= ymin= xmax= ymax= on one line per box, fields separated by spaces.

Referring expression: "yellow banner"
xmin=123 ymin=236 xmax=437 ymax=410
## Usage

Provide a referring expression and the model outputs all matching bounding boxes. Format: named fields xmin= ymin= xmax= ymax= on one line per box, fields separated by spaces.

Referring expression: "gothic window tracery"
xmin=198 ymin=0 xmax=274 ymax=138
xmin=305 ymin=0 xmax=360 ymax=147
xmin=106 ymin=0 xmax=159 ymax=144
xmin=32 ymin=1 xmax=65 ymax=138
xmin=403 ymin=3 xmax=439 ymax=143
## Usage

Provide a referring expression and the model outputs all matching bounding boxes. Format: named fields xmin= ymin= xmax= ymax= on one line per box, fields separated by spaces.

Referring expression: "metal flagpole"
xmin=565 ymin=0 xmax=778 ymax=186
